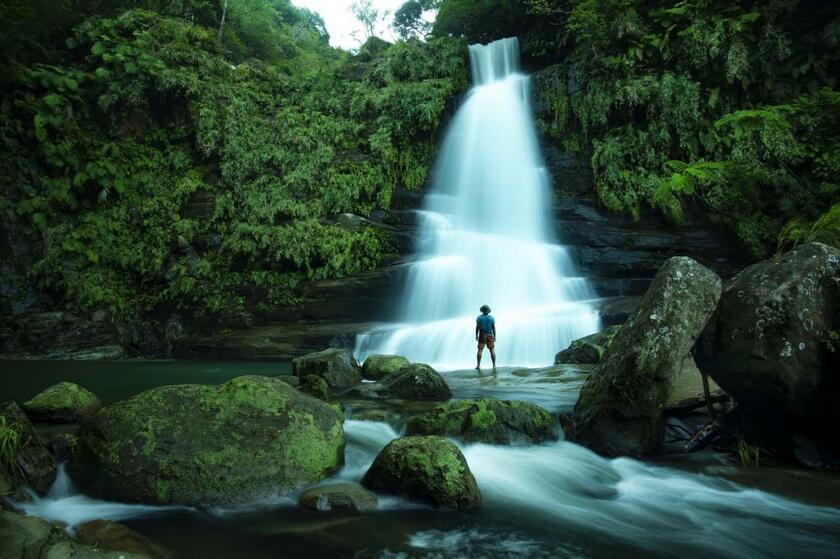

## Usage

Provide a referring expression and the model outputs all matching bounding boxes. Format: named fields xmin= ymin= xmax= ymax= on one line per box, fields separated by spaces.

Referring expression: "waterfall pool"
xmin=3 ymin=360 xmax=840 ymax=559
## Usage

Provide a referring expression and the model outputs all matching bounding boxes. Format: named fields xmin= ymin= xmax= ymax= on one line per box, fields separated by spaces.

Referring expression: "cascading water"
xmin=354 ymin=37 xmax=600 ymax=369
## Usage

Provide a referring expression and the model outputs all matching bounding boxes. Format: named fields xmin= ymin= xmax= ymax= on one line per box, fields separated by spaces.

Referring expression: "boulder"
xmin=71 ymin=375 xmax=345 ymax=506
xmin=665 ymin=356 xmax=725 ymax=412
xmin=299 ymin=374 xmax=333 ymax=402
xmin=0 ymin=401 xmax=56 ymax=494
xmin=572 ymin=257 xmax=722 ymax=457
xmin=554 ymin=326 xmax=621 ymax=365
xmin=406 ymin=399 xmax=557 ymax=444
xmin=362 ymin=436 xmax=480 ymax=509
xmin=358 ymin=363 xmax=452 ymax=400
xmin=696 ymin=243 xmax=840 ymax=422
xmin=0 ymin=509 xmax=151 ymax=559
xmin=76 ymin=519 xmax=175 ymax=559
xmin=361 ymin=354 xmax=410 ymax=380
xmin=292 ymin=348 xmax=361 ymax=389
xmin=22 ymin=382 xmax=102 ymax=423
xmin=298 ymin=482 xmax=378 ymax=513
xmin=47 ymin=433 xmax=79 ymax=462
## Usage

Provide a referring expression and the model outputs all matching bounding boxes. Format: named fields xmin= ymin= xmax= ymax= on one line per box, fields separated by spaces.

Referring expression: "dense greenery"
xmin=1 ymin=2 xmax=466 ymax=325
xmin=437 ymin=0 xmax=840 ymax=255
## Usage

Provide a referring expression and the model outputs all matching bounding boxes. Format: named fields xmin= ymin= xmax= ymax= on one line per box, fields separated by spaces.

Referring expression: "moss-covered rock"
xmin=362 ymin=436 xmax=480 ymax=509
xmin=22 ymin=382 xmax=102 ymax=423
xmin=405 ymin=399 xmax=557 ymax=444
xmin=358 ymin=363 xmax=452 ymax=400
xmin=300 ymin=374 xmax=333 ymax=402
xmin=0 ymin=509 xmax=151 ymax=559
xmin=292 ymin=348 xmax=362 ymax=389
xmin=572 ymin=257 xmax=722 ymax=458
xmin=298 ymin=482 xmax=378 ymax=513
xmin=554 ymin=326 xmax=621 ymax=365
xmin=70 ymin=375 xmax=345 ymax=506
xmin=0 ymin=401 xmax=56 ymax=495
xmin=696 ymin=243 xmax=840 ymax=423
xmin=361 ymin=354 xmax=410 ymax=380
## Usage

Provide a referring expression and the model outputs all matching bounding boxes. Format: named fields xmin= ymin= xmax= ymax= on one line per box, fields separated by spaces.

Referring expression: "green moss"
xmin=23 ymin=382 xmax=101 ymax=422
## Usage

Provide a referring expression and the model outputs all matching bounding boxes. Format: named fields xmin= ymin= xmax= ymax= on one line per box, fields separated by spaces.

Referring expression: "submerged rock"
xmin=0 ymin=401 xmax=56 ymax=495
xmin=362 ymin=435 xmax=480 ymax=509
xmin=292 ymin=348 xmax=362 ymax=389
xmin=554 ymin=325 xmax=621 ymax=365
xmin=71 ymin=375 xmax=345 ymax=506
xmin=298 ymin=482 xmax=378 ymax=513
xmin=355 ymin=363 xmax=452 ymax=400
xmin=76 ymin=519 xmax=176 ymax=559
xmin=696 ymin=243 xmax=840 ymax=423
xmin=405 ymin=399 xmax=557 ymax=444
xmin=361 ymin=354 xmax=410 ymax=380
xmin=572 ymin=257 xmax=722 ymax=458
xmin=23 ymin=382 xmax=102 ymax=423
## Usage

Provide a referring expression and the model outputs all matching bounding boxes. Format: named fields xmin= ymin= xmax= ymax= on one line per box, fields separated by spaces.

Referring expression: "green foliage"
xmin=434 ymin=0 xmax=531 ymax=44
xmin=0 ymin=7 xmax=467 ymax=324
xmin=393 ymin=1 xmax=438 ymax=40
xmin=778 ymin=204 xmax=840 ymax=252
xmin=514 ymin=0 xmax=840 ymax=256
xmin=0 ymin=416 xmax=27 ymax=481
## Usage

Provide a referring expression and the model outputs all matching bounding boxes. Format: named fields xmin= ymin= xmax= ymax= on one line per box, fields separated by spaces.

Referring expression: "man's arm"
xmin=475 ymin=321 xmax=480 ymax=340
xmin=492 ymin=317 xmax=496 ymax=338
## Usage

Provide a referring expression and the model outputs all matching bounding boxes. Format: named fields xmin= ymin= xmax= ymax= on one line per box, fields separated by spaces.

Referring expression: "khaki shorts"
xmin=478 ymin=333 xmax=495 ymax=350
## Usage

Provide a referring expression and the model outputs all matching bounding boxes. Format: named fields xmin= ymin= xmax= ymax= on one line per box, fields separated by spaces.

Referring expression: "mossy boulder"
xmin=292 ymin=348 xmax=361 ymax=389
xmin=70 ymin=375 xmax=345 ymax=506
xmin=298 ymin=482 xmax=378 ymax=513
xmin=362 ymin=436 xmax=480 ymax=509
xmin=0 ymin=509 xmax=151 ymax=559
xmin=361 ymin=354 xmax=410 ymax=380
xmin=359 ymin=363 xmax=452 ymax=400
xmin=572 ymin=257 xmax=722 ymax=458
xmin=554 ymin=326 xmax=621 ymax=365
xmin=22 ymin=382 xmax=102 ymax=423
xmin=405 ymin=399 xmax=557 ymax=444
xmin=696 ymin=243 xmax=840 ymax=423
xmin=0 ymin=401 xmax=56 ymax=495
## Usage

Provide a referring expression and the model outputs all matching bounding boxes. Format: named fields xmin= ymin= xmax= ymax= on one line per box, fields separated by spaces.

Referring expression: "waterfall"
xmin=355 ymin=37 xmax=600 ymax=369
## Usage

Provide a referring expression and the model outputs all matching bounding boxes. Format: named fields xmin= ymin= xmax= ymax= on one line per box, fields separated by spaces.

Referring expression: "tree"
xmin=393 ymin=0 xmax=437 ymax=40
xmin=351 ymin=0 xmax=386 ymax=41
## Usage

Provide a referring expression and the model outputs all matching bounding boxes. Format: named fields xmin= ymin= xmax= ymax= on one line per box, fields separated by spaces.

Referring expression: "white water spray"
xmin=355 ymin=37 xmax=600 ymax=369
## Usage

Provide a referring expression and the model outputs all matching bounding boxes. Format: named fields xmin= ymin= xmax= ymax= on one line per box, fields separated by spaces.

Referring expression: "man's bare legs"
xmin=476 ymin=347 xmax=483 ymax=370
xmin=489 ymin=347 xmax=496 ymax=370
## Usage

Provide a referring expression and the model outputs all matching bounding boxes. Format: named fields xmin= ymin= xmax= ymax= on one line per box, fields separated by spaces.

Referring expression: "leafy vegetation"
xmin=0 ymin=2 xmax=467 ymax=329
xmin=436 ymin=0 xmax=840 ymax=255
xmin=0 ymin=416 xmax=27 ymax=482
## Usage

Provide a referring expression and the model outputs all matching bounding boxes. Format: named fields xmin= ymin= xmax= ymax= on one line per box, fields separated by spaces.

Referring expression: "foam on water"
xmin=355 ymin=37 xmax=600 ymax=368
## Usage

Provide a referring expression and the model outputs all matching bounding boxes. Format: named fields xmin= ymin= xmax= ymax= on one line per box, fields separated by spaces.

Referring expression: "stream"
xmin=4 ymin=360 xmax=840 ymax=558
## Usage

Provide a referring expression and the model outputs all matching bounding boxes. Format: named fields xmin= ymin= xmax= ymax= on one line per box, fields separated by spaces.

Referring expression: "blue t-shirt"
xmin=476 ymin=314 xmax=495 ymax=335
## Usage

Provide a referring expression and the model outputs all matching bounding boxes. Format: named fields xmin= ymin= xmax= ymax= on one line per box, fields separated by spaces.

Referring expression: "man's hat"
xmin=480 ymin=304 xmax=491 ymax=314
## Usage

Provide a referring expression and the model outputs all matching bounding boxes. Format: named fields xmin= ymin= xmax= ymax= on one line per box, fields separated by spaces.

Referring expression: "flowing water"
xmin=5 ymin=37 xmax=840 ymax=559
xmin=354 ymin=37 xmax=600 ymax=369
xmin=5 ymin=361 xmax=840 ymax=558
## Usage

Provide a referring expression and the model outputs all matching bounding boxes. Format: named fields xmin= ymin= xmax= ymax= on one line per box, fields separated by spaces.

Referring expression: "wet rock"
xmin=23 ymin=382 xmax=102 ymax=423
xmin=355 ymin=363 xmax=451 ymax=400
xmin=572 ymin=257 xmax=722 ymax=458
xmin=300 ymin=374 xmax=333 ymax=402
xmin=361 ymin=354 xmax=410 ymax=380
xmin=292 ymin=348 xmax=362 ymax=389
xmin=76 ymin=519 xmax=176 ymax=559
xmin=665 ymin=356 xmax=725 ymax=412
xmin=298 ymin=482 xmax=378 ymax=513
xmin=0 ymin=401 xmax=56 ymax=494
xmin=71 ymin=375 xmax=345 ymax=506
xmin=0 ymin=509 xmax=153 ymax=558
xmin=554 ymin=326 xmax=621 ymax=365
xmin=278 ymin=375 xmax=301 ymax=388
xmin=362 ymin=435 xmax=480 ymax=509
xmin=696 ymin=243 xmax=840 ymax=423
xmin=47 ymin=433 xmax=79 ymax=462
xmin=406 ymin=399 xmax=557 ymax=444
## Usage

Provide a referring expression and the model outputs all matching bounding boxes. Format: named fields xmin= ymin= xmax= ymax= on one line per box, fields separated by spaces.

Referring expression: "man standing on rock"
xmin=475 ymin=304 xmax=497 ymax=371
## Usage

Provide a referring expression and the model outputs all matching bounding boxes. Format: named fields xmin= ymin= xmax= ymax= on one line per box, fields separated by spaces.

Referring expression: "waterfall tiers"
xmin=355 ymin=37 xmax=600 ymax=369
